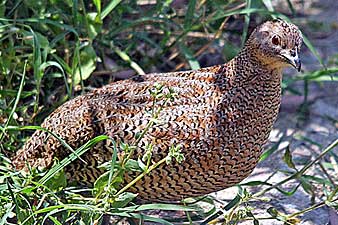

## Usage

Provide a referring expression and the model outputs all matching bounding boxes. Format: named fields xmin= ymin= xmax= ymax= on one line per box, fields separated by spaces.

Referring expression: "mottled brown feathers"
xmin=12 ymin=20 xmax=303 ymax=202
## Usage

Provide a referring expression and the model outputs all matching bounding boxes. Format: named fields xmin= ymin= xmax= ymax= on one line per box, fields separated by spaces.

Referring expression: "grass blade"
xmin=38 ymin=135 xmax=109 ymax=185
xmin=0 ymin=203 xmax=14 ymax=225
xmin=262 ymin=0 xmax=274 ymax=12
xmin=285 ymin=0 xmax=296 ymax=15
xmin=122 ymin=203 xmax=196 ymax=212
xmin=260 ymin=138 xmax=283 ymax=162
xmin=112 ymin=46 xmax=145 ymax=75
xmin=39 ymin=61 xmax=70 ymax=97
xmin=241 ymin=0 xmax=252 ymax=47
xmin=302 ymin=35 xmax=325 ymax=68
xmin=184 ymin=0 xmax=197 ymax=30
xmin=101 ymin=0 xmax=122 ymax=20
xmin=0 ymin=61 xmax=27 ymax=141
xmin=113 ymin=212 xmax=175 ymax=225
xmin=179 ymin=43 xmax=200 ymax=70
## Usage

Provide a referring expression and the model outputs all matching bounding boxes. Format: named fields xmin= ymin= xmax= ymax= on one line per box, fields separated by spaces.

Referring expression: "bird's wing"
xmin=89 ymin=68 xmax=224 ymax=154
xmin=12 ymin=65 xmax=226 ymax=169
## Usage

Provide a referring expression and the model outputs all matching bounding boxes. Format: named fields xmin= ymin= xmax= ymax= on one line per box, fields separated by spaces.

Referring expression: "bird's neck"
xmin=215 ymin=47 xmax=284 ymax=163
xmin=231 ymin=47 xmax=283 ymax=86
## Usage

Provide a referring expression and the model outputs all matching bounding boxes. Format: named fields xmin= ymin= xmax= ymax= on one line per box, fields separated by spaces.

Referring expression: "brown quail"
xmin=12 ymin=19 xmax=303 ymax=202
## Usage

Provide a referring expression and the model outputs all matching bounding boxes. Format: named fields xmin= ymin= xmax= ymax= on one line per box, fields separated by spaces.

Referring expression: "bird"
xmin=12 ymin=19 xmax=302 ymax=202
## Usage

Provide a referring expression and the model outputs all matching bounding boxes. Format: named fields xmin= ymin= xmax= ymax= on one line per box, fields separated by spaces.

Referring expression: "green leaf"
xmin=112 ymin=192 xmax=138 ymax=208
xmin=22 ymin=30 xmax=49 ymax=50
xmin=73 ymin=45 xmax=97 ymax=85
xmin=294 ymin=134 xmax=323 ymax=148
xmin=0 ymin=61 xmax=27 ymax=141
xmin=0 ymin=1 xmax=5 ymax=17
xmin=303 ymin=35 xmax=325 ymax=68
xmin=210 ymin=8 xmax=289 ymax=22
xmin=34 ymin=204 xmax=101 ymax=215
xmin=39 ymin=61 xmax=70 ymax=96
xmin=241 ymin=0 xmax=252 ymax=47
xmin=267 ymin=207 xmax=278 ymax=217
xmin=241 ymin=180 xmax=273 ymax=187
xmin=122 ymin=203 xmax=196 ymax=212
xmin=276 ymin=183 xmax=301 ymax=196
xmin=282 ymin=146 xmax=297 ymax=170
xmin=223 ymin=193 xmax=241 ymax=211
xmin=260 ymin=138 xmax=283 ymax=161
xmin=223 ymin=40 xmax=240 ymax=61
xmin=262 ymin=0 xmax=274 ymax=11
xmin=20 ymin=186 xmax=37 ymax=195
xmin=285 ymin=0 xmax=296 ymax=15
xmin=86 ymin=12 xmax=103 ymax=40
xmin=111 ymin=212 xmax=174 ymax=225
xmin=112 ymin=46 xmax=145 ymax=75
xmin=0 ymin=203 xmax=14 ymax=225
xmin=48 ymin=216 xmax=62 ymax=225
xmin=301 ymin=175 xmax=331 ymax=185
xmin=107 ymin=139 xmax=119 ymax=194
xmin=179 ymin=43 xmax=200 ymax=70
xmin=38 ymin=135 xmax=109 ymax=185
xmin=94 ymin=170 xmax=122 ymax=197
xmin=137 ymin=157 xmax=147 ymax=172
xmin=295 ymin=67 xmax=338 ymax=82
xmin=94 ymin=171 xmax=110 ymax=196
xmin=325 ymin=200 xmax=338 ymax=209
xmin=300 ymin=177 xmax=315 ymax=195
xmin=101 ymin=0 xmax=122 ymax=20
xmin=44 ymin=169 xmax=67 ymax=191
xmin=184 ymin=0 xmax=196 ymax=30
xmin=125 ymin=159 xmax=143 ymax=172
xmin=92 ymin=0 xmax=101 ymax=15
xmin=0 ymin=89 xmax=36 ymax=98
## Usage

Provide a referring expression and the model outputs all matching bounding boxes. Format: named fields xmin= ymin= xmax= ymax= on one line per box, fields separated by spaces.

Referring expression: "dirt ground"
xmin=212 ymin=0 xmax=338 ymax=224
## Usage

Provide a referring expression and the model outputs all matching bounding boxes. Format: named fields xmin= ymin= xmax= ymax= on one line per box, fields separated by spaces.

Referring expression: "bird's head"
xmin=246 ymin=19 xmax=303 ymax=72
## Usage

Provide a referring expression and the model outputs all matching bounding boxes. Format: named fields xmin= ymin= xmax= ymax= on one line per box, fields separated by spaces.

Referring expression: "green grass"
xmin=0 ymin=0 xmax=338 ymax=224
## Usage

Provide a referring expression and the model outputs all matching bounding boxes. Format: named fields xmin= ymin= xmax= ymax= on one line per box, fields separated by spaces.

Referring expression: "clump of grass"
xmin=1 ymin=0 xmax=337 ymax=224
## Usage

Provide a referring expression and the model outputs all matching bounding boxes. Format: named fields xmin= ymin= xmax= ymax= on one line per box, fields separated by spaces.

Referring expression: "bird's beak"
xmin=280 ymin=49 xmax=301 ymax=72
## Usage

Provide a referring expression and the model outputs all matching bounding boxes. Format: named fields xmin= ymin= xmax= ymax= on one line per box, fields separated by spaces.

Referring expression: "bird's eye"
xmin=271 ymin=35 xmax=281 ymax=46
